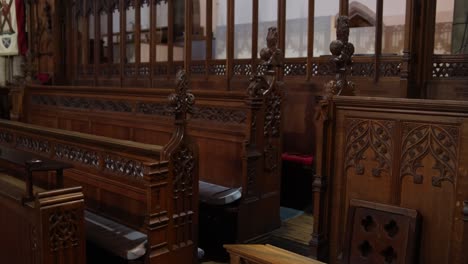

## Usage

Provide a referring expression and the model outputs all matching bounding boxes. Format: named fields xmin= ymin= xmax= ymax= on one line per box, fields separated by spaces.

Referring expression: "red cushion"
xmin=36 ymin=73 xmax=51 ymax=84
xmin=281 ymin=153 xmax=314 ymax=166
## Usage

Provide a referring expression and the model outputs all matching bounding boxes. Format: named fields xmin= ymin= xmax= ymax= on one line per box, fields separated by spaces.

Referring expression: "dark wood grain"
xmin=314 ymin=96 xmax=468 ymax=263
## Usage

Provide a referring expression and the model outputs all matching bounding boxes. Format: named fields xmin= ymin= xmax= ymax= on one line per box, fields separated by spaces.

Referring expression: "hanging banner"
xmin=0 ymin=0 xmax=26 ymax=56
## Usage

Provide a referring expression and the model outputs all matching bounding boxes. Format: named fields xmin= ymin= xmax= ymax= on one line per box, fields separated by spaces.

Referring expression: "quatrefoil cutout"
xmin=361 ymin=215 xmax=376 ymax=232
xmin=384 ymin=220 xmax=399 ymax=238
xmin=358 ymin=240 xmax=373 ymax=257
xmin=380 ymin=246 xmax=397 ymax=263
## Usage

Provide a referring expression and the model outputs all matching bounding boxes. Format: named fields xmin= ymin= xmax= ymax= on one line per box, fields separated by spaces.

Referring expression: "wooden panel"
xmin=92 ymin=122 xmax=131 ymax=140
xmin=197 ymin=137 xmax=243 ymax=187
xmin=0 ymin=197 xmax=35 ymax=264
xmin=318 ymin=96 xmax=468 ymax=263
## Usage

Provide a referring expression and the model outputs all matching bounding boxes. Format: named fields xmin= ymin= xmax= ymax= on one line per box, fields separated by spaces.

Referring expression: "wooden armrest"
xmin=224 ymin=244 xmax=324 ymax=264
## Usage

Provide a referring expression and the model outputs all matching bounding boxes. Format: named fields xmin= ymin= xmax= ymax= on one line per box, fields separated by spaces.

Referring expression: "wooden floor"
xmin=266 ymin=213 xmax=314 ymax=256
xmin=201 ymin=212 xmax=314 ymax=263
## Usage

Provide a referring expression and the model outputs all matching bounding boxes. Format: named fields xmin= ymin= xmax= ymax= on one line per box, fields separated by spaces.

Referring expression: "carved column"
xmin=243 ymin=79 xmax=264 ymax=201
xmin=309 ymin=98 xmax=331 ymax=261
xmin=147 ymin=71 xmax=198 ymax=263
xmin=310 ymin=16 xmax=355 ymax=261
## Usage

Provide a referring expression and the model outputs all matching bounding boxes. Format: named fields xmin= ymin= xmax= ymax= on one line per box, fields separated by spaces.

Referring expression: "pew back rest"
xmin=23 ymin=85 xmax=252 ymax=189
xmin=0 ymin=119 xmax=163 ymax=229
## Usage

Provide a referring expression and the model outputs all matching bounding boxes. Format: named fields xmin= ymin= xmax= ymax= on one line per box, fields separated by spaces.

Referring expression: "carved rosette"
xmin=345 ymin=119 xmax=394 ymax=177
xmin=401 ymin=123 xmax=459 ymax=187
xmin=54 ymin=144 xmax=100 ymax=167
xmin=48 ymin=209 xmax=79 ymax=252
xmin=104 ymin=155 xmax=144 ymax=178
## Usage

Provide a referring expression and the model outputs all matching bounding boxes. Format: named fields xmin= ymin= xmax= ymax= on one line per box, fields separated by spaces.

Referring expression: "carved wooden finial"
xmin=169 ymin=70 xmax=195 ymax=121
xmin=259 ymin=27 xmax=283 ymax=71
xmin=324 ymin=16 xmax=355 ymax=98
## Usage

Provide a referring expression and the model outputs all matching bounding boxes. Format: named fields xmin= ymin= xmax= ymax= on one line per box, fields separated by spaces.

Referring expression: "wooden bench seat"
xmin=224 ymin=244 xmax=325 ymax=264
xmin=199 ymin=180 xmax=242 ymax=205
xmin=85 ymin=210 xmax=147 ymax=261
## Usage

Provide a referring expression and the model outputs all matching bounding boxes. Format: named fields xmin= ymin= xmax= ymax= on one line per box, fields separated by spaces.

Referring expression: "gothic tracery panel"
xmin=345 ymin=118 xmax=394 ymax=177
xmin=400 ymin=123 xmax=459 ymax=187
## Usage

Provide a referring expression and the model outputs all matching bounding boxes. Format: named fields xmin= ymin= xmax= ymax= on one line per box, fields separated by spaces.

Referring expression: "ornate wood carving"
xmin=208 ymin=64 xmax=227 ymax=75
xmin=164 ymin=70 xmax=196 ymax=247
xmin=324 ymin=16 xmax=355 ymax=98
xmin=234 ymin=63 xmax=253 ymax=76
xmin=104 ymin=155 xmax=144 ymax=178
xmin=351 ymin=62 xmax=374 ymax=77
xmin=380 ymin=62 xmax=401 ymax=77
xmin=32 ymin=95 xmax=132 ymax=113
xmin=55 ymin=144 xmax=100 ymax=168
xmin=264 ymin=144 xmax=279 ymax=172
xmin=400 ymin=123 xmax=459 ymax=186
xmin=191 ymin=107 xmax=247 ymax=124
xmin=137 ymin=102 xmax=171 ymax=116
xmin=263 ymin=89 xmax=282 ymax=138
xmin=284 ymin=62 xmax=307 ymax=76
xmin=190 ymin=64 xmax=206 ymax=75
xmin=169 ymin=71 xmax=195 ymax=118
xmin=16 ymin=136 xmax=50 ymax=153
xmin=0 ymin=130 xmax=13 ymax=144
xmin=48 ymin=209 xmax=80 ymax=252
xmin=260 ymin=27 xmax=283 ymax=139
xmin=432 ymin=56 xmax=468 ymax=79
xmin=345 ymin=119 xmax=394 ymax=177
xmin=244 ymin=27 xmax=284 ymax=199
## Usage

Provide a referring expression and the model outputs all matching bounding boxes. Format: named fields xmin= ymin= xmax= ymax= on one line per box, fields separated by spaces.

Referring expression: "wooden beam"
xmin=252 ymin=0 xmax=258 ymax=70
xmin=307 ymin=0 xmax=314 ymax=80
xmin=375 ymin=0 xmax=383 ymax=83
xmin=226 ymin=0 xmax=235 ymax=90
xmin=184 ymin=0 xmax=193 ymax=75
xmin=168 ymin=0 xmax=174 ymax=78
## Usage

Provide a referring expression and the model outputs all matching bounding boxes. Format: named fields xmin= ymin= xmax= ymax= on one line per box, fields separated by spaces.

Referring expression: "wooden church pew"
xmin=0 ymin=71 xmax=198 ymax=263
xmin=22 ymin=64 xmax=283 ymax=243
xmin=22 ymin=81 xmax=282 ymax=243
xmin=0 ymin=146 xmax=85 ymax=264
